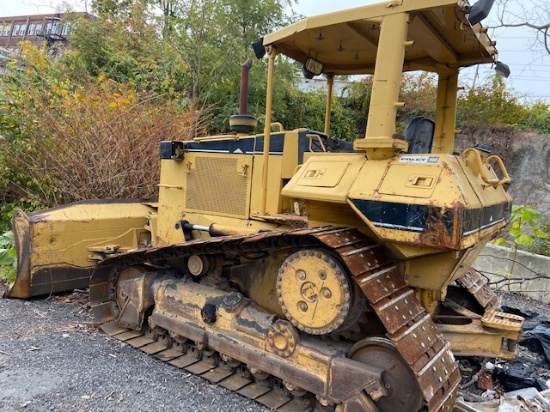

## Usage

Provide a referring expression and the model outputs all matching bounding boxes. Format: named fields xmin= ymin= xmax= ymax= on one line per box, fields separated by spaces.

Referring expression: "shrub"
xmin=0 ymin=231 xmax=16 ymax=285
xmin=457 ymin=75 xmax=527 ymax=130
xmin=0 ymin=42 xmax=204 ymax=219
xmin=519 ymin=101 xmax=550 ymax=134
xmin=494 ymin=205 xmax=549 ymax=254
xmin=398 ymin=72 xmax=437 ymax=124
xmin=529 ymin=219 xmax=550 ymax=257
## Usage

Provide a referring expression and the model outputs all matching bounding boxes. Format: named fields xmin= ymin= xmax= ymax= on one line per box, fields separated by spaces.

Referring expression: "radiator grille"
xmin=186 ymin=157 xmax=249 ymax=217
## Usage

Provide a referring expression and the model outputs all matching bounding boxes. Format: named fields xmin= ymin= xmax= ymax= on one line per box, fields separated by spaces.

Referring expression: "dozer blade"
xmin=6 ymin=200 xmax=155 ymax=298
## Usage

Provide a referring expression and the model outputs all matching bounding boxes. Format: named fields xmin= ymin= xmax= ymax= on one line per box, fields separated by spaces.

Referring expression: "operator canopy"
xmin=263 ymin=0 xmax=498 ymax=75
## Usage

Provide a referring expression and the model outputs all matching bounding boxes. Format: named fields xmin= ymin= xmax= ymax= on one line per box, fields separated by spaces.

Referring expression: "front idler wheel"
xmin=349 ymin=337 xmax=423 ymax=412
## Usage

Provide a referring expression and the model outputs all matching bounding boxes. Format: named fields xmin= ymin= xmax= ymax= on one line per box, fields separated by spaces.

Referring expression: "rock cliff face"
xmin=456 ymin=128 xmax=550 ymax=215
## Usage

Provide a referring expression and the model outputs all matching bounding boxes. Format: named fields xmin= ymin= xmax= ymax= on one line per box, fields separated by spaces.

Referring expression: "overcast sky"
xmin=1 ymin=0 xmax=549 ymax=102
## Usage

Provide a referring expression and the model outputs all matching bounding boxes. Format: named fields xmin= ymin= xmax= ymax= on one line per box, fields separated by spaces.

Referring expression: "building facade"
xmin=0 ymin=13 xmax=88 ymax=51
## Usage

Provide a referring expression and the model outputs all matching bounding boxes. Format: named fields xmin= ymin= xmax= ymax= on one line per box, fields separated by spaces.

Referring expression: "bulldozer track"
xmin=457 ymin=269 xmax=499 ymax=312
xmin=90 ymin=227 xmax=460 ymax=411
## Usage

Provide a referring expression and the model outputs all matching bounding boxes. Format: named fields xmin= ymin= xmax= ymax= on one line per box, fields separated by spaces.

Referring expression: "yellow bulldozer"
xmin=6 ymin=0 xmax=525 ymax=411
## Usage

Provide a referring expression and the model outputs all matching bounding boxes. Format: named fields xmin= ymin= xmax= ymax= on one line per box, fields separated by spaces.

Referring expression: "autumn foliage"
xmin=0 ymin=42 xmax=202 ymax=228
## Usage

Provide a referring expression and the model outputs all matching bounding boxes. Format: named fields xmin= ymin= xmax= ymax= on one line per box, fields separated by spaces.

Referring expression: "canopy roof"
xmin=263 ymin=0 xmax=497 ymax=75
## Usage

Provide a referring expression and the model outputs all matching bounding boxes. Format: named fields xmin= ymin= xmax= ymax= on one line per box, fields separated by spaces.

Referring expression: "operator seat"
xmin=404 ymin=117 xmax=435 ymax=154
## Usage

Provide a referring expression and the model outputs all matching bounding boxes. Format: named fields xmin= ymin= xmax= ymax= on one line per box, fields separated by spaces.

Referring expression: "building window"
xmin=35 ymin=23 xmax=42 ymax=35
xmin=28 ymin=23 xmax=36 ymax=36
xmin=2 ymin=25 xmax=10 ymax=36
xmin=19 ymin=24 xmax=27 ymax=36
xmin=61 ymin=22 xmax=71 ymax=36
xmin=45 ymin=22 xmax=52 ymax=34
xmin=12 ymin=24 xmax=20 ymax=36
xmin=51 ymin=20 xmax=60 ymax=35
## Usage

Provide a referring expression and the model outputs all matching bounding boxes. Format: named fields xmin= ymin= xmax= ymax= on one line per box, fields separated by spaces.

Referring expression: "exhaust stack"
xmin=229 ymin=58 xmax=257 ymax=134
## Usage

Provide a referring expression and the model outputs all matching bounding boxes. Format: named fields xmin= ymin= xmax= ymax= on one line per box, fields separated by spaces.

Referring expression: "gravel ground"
xmin=1 ymin=279 xmax=549 ymax=412
xmin=0 ymin=283 xmax=268 ymax=412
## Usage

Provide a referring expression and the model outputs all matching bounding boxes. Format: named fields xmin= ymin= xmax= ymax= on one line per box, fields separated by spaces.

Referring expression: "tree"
xmin=86 ymin=0 xmax=297 ymax=131
xmin=492 ymin=0 xmax=550 ymax=55
xmin=92 ymin=0 xmax=134 ymax=15
xmin=151 ymin=0 xmax=295 ymax=130
xmin=69 ymin=3 xmax=191 ymax=96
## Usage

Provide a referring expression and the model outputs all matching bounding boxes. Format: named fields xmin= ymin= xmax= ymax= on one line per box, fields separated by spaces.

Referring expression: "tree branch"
xmin=489 ymin=0 xmax=550 ymax=56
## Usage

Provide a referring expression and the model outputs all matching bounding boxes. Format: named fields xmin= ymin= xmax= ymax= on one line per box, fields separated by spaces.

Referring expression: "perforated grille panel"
xmin=186 ymin=157 xmax=249 ymax=217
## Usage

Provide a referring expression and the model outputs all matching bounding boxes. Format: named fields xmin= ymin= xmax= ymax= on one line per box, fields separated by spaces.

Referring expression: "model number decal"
xmin=399 ymin=156 xmax=440 ymax=164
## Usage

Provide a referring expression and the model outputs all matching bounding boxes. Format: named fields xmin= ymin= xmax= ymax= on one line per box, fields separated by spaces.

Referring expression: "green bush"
xmin=0 ymin=231 xmax=16 ymax=285
xmin=398 ymin=72 xmax=437 ymax=125
xmin=457 ymin=75 xmax=527 ymax=130
xmin=494 ymin=205 xmax=550 ymax=256
xmin=341 ymin=77 xmax=373 ymax=136
xmin=519 ymin=101 xmax=550 ymax=134
xmin=529 ymin=219 xmax=550 ymax=257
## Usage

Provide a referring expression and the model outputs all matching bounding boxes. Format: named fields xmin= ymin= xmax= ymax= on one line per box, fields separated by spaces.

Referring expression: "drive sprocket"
xmin=277 ymin=249 xmax=352 ymax=335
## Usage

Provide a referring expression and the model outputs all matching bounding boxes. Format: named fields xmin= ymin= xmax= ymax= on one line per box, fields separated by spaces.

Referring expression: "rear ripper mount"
xmin=91 ymin=228 xmax=459 ymax=412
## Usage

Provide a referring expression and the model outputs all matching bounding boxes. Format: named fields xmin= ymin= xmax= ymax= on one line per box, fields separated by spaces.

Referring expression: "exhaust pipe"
xmin=239 ymin=58 xmax=253 ymax=115
xmin=229 ymin=59 xmax=257 ymax=134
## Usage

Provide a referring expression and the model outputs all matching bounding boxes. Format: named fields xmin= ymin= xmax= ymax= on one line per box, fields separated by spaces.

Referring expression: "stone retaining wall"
xmin=473 ymin=244 xmax=550 ymax=304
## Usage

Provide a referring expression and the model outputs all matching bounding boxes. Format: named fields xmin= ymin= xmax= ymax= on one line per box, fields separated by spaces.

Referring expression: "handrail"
xmin=306 ymin=133 xmax=327 ymax=153
xmin=462 ymin=148 xmax=510 ymax=188
xmin=487 ymin=155 xmax=511 ymax=187
xmin=270 ymin=122 xmax=284 ymax=132
xmin=193 ymin=134 xmax=240 ymax=142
